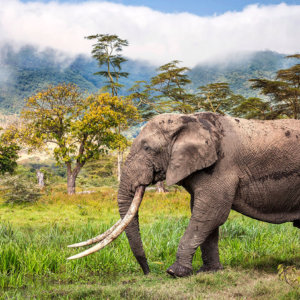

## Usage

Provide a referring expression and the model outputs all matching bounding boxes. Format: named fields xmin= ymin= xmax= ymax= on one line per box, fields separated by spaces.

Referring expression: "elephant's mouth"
xmin=67 ymin=186 xmax=145 ymax=260
xmin=153 ymin=169 xmax=166 ymax=184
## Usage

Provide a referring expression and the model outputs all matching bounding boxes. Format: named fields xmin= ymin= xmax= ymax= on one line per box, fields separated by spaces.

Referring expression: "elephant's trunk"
xmin=117 ymin=180 xmax=150 ymax=275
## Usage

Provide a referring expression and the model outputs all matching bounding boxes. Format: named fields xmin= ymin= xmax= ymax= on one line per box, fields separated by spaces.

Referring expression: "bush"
xmin=0 ymin=175 xmax=42 ymax=204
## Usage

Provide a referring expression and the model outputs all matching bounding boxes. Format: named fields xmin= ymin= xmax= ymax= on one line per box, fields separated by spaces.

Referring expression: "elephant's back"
xmin=223 ymin=115 xmax=300 ymax=222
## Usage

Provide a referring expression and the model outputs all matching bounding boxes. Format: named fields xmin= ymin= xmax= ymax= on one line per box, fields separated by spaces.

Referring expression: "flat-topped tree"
xmin=196 ymin=82 xmax=235 ymax=114
xmin=86 ymin=34 xmax=130 ymax=181
xmin=128 ymin=80 xmax=160 ymax=121
xmin=85 ymin=34 xmax=129 ymax=97
xmin=129 ymin=61 xmax=196 ymax=193
xmin=150 ymin=60 xmax=196 ymax=114
xmin=249 ymin=54 xmax=300 ymax=119
xmin=11 ymin=83 xmax=138 ymax=194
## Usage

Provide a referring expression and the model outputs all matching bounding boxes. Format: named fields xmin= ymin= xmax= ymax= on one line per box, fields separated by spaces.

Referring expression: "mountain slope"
xmin=0 ymin=45 xmax=156 ymax=113
xmin=188 ymin=51 xmax=296 ymax=97
xmin=0 ymin=44 xmax=297 ymax=113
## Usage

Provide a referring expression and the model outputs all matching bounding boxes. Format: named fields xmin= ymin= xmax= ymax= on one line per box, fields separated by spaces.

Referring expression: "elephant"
xmin=68 ymin=112 xmax=300 ymax=277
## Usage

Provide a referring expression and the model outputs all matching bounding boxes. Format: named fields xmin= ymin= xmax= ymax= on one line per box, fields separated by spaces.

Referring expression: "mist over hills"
xmin=0 ymin=44 xmax=156 ymax=113
xmin=0 ymin=44 xmax=295 ymax=114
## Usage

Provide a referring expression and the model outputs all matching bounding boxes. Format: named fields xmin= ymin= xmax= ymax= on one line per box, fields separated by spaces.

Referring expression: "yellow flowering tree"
xmin=18 ymin=83 xmax=138 ymax=194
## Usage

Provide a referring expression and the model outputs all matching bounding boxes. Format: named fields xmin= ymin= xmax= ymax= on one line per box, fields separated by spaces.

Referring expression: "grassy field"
xmin=0 ymin=188 xmax=299 ymax=299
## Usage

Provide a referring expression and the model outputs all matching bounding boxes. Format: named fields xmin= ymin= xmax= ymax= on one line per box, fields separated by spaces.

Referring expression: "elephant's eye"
xmin=142 ymin=142 xmax=150 ymax=151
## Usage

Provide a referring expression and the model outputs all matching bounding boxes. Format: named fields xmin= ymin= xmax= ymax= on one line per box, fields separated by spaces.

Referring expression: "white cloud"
xmin=0 ymin=0 xmax=299 ymax=67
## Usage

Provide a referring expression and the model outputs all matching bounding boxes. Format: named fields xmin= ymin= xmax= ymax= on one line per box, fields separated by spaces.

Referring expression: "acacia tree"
xmin=130 ymin=61 xmax=196 ymax=118
xmin=129 ymin=61 xmax=197 ymax=192
xmin=196 ymin=82 xmax=236 ymax=114
xmin=85 ymin=34 xmax=129 ymax=96
xmin=231 ymin=96 xmax=274 ymax=120
xmin=249 ymin=54 xmax=300 ymax=119
xmin=128 ymin=80 xmax=161 ymax=121
xmin=150 ymin=60 xmax=196 ymax=113
xmin=12 ymin=83 xmax=138 ymax=194
xmin=195 ymin=82 xmax=272 ymax=120
xmin=86 ymin=34 xmax=130 ymax=181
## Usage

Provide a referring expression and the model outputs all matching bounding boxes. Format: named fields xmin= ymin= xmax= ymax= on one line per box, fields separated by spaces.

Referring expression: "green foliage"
xmin=129 ymin=62 xmax=271 ymax=119
xmin=232 ymin=96 xmax=274 ymax=119
xmin=7 ymin=83 xmax=138 ymax=194
xmin=249 ymin=54 xmax=300 ymax=119
xmin=0 ymin=137 xmax=19 ymax=175
xmin=20 ymin=83 xmax=129 ymax=158
xmin=0 ymin=45 xmax=101 ymax=113
xmin=189 ymin=51 xmax=291 ymax=98
xmin=150 ymin=60 xmax=196 ymax=113
xmin=129 ymin=60 xmax=197 ymax=119
xmin=1 ymin=47 xmax=297 ymax=115
xmin=15 ymin=162 xmax=65 ymax=184
xmin=0 ymin=175 xmax=42 ymax=204
xmin=195 ymin=54 xmax=300 ymax=120
xmin=197 ymin=82 xmax=237 ymax=114
xmin=77 ymin=154 xmax=118 ymax=188
xmin=128 ymin=80 xmax=158 ymax=120
xmin=85 ymin=34 xmax=129 ymax=96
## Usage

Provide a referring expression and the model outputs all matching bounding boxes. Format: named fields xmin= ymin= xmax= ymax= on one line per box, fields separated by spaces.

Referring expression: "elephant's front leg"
xmin=167 ymin=176 xmax=237 ymax=277
xmin=166 ymin=205 xmax=230 ymax=277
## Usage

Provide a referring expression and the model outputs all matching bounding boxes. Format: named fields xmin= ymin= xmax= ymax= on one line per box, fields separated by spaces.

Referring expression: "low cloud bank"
xmin=0 ymin=1 xmax=299 ymax=67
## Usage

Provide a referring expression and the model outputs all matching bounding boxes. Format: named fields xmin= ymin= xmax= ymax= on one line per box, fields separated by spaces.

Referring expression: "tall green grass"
xmin=0 ymin=189 xmax=299 ymax=298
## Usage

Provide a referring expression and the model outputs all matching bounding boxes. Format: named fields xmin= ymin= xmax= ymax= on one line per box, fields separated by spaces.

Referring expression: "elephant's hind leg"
xmin=198 ymin=227 xmax=223 ymax=273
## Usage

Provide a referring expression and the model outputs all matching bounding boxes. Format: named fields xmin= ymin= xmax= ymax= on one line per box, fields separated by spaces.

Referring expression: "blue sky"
xmin=2 ymin=0 xmax=300 ymax=66
xmin=20 ymin=0 xmax=300 ymax=16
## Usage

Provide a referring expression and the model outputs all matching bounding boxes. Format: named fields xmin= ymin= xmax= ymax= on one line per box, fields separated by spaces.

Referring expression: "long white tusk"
xmin=67 ymin=219 xmax=122 ymax=248
xmin=67 ymin=186 xmax=145 ymax=260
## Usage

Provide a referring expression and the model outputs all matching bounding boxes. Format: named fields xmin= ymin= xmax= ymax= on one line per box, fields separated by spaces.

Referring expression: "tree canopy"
xmin=129 ymin=60 xmax=197 ymax=119
xmin=85 ymin=34 xmax=129 ymax=97
xmin=150 ymin=60 xmax=196 ymax=113
xmin=128 ymin=80 xmax=159 ymax=121
xmin=197 ymin=82 xmax=235 ymax=114
xmin=249 ymin=54 xmax=300 ymax=119
xmin=7 ymin=83 xmax=138 ymax=194
xmin=0 ymin=134 xmax=19 ymax=175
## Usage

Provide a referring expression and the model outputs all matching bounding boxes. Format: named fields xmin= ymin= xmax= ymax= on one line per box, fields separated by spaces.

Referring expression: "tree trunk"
xmin=67 ymin=174 xmax=76 ymax=195
xmin=66 ymin=162 xmax=83 ymax=195
xmin=156 ymin=181 xmax=168 ymax=193
xmin=117 ymin=151 xmax=123 ymax=182
xmin=36 ymin=169 xmax=45 ymax=188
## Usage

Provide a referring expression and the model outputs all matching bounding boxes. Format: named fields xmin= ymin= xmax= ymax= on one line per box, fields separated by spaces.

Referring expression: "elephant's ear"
xmin=166 ymin=121 xmax=219 ymax=186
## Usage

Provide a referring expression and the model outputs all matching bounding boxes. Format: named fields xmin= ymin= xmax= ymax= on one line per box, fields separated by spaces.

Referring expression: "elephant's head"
xmin=67 ymin=113 xmax=221 ymax=274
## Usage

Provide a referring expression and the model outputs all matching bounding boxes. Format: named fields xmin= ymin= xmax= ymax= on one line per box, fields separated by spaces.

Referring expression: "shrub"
xmin=0 ymin=175 xmax=42 ymax=204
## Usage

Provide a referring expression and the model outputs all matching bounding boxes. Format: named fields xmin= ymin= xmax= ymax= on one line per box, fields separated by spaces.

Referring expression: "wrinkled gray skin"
xmin=117 ymin=112 xmax=300 ymax=277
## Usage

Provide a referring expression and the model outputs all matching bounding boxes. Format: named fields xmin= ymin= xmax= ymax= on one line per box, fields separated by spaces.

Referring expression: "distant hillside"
xmin=0 ymin=44 xmax=156 ymax=113
xmin=188 ymin=51 xmax=296 ymax=97
xmin=0 ymin=44 xmax=297 ymax=113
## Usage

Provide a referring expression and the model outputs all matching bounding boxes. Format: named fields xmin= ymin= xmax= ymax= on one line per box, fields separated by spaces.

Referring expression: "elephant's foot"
xmin=166 ymin=262 xmax=193 ymax=278
xmin=197 ymin=264 xmax=223 ymax=273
